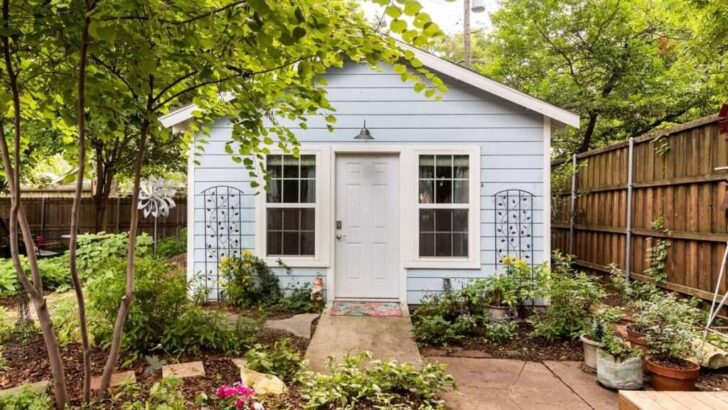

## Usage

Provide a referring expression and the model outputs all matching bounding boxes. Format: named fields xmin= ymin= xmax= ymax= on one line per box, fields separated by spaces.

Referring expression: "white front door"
xmin=335 ymin=155 xmax=399 ymax=299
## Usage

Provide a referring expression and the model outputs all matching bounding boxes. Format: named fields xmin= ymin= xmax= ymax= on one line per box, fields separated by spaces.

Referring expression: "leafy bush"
xmin=0 ymin=306 xmax=13 ymax=341
xmin=412 ymin=315 xmax=463 ymax=346
xmin=244 ymin=339 xmax=304 ymax=383
xmin=633 ymin=295 xmax=703 ymax=363
xmin=601 ymin=331 xmax=641 ymax=360
xmin=279 ymin=282 xmax=316 ymax=313
xmin=0 ymin=256 xmax=71 ymax=297
xmin=0 ymin=385 xmax=52 ymax=410
xmin=76 ymin=232 xmax=152 ymax=279
xmin=484 ymin=319 xmax=518 ymax=344
xmin=529 ymin=270 xmax=604 ymax=342
xmin=220 ymin=251 xmax=282 ymax=307
xmin=156 ymin=230 xmax=186 ymax=258
xmin=88 ymin=257 xmax=257 ymax=355
xmin=299 ymin=353 xmax=455 ymax=409
xmin=113 ymin=378 xmax=186 ymax=410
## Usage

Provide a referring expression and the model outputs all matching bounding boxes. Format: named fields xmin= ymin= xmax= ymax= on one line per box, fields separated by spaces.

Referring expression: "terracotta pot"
xmin=646 ymin=357 xmax=700 ymax=391
xmin=486 ymin=305 xmax=509 ymax=321
xmin=626 ymin=324 xmax=649 ymax=352
xmin=580 ymin=335 xmax=604 ymax=373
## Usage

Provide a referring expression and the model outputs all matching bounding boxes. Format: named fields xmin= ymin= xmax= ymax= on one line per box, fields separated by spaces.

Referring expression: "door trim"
xmin=328 ymin=145 xmax=410 ymax=305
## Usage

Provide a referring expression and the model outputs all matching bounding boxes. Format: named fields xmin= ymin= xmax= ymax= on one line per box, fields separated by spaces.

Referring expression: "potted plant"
xmin=636 ymin=295 xmax=702 ymax=391
xmin=581 ymin=309 xmax=620 ymax=373
xmin=483 ymin=274 xmax=516 ymax=320
xmin=596 ymin=331 xmax=643 ymax=390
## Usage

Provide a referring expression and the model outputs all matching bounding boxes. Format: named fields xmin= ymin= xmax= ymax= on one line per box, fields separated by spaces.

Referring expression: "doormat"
xmin=330 ymin=301 xmax=402 ymax=317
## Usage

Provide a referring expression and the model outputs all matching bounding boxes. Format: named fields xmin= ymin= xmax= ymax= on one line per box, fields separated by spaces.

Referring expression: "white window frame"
xmin=406 ymin=146 xmax=481 ymax=269
xmin=254 ymin=147 xmax=332 ymax=267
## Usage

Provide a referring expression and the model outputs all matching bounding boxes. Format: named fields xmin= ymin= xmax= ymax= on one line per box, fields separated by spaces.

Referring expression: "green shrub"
xmin=633 ymin=295 xmax=703 ymax=363
xmin=0 ymin=385 xmax=52 ymax=410
xmin=244 ymin=339 xmax=304 ymax=383
xmin=279 ymin=282 xmax=316 ymax=313
xmin=529 ymin=271 xmax=604 ymax=342
xmin=601 ymin=330 xmax=641 ymax=360
xmin=156 ymin=230 xmax=186 ymax=258
xmin=161 ymin=306 xmax=258 ymax=356
xmin=219 ymin=251 xmax=282 ymax=307
xmin=0 ymin=306 xmax=13 ymax=341
xmin=300 ymin=353 xmax=455 ymax=409
xmin=412 ymin=315 xmax=463 ymax=346
xmin=0 ymin=256 xmax=71 ymax=297
xmin=484 ymin=320 xmax=518 ymax=344
xmin=76 ymin=232 xmax=152 ymax=279
xmin=113 ymin=378 xmax=186 ymax=410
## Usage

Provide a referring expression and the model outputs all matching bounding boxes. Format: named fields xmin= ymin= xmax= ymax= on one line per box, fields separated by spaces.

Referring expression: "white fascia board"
xmin=159 ymin=92 xmax=235 ymax=129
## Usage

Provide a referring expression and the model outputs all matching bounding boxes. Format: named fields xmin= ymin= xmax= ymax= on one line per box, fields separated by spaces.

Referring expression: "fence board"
xmin=552 ymin=115 xmax=727 ymax=303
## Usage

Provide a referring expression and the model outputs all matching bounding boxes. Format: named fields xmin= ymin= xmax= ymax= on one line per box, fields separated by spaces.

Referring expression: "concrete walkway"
xmin=430 ymin=357 xmax=617 ymax=410
xmin=304 ymin=309 xmax=422 ymax=373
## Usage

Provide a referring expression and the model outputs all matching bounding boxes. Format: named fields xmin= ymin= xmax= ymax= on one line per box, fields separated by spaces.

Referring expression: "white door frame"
xmin=328 ymin=145 xmax=410 ymax=304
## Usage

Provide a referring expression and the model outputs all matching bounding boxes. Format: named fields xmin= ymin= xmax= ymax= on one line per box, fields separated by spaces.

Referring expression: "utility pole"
xmin=464 ymin=0 xmax=472 ymax=68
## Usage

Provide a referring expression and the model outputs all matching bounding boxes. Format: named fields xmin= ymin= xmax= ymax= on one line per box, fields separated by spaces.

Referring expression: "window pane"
xmin=453 ymin=210 xmax=468 ymax=232
xmin=267 ymin=179 xmax=283 ymax=203
xmin=453 ymin=180 xmax=469 ymax=203
xmin=454 ymin=155 xmax=469 ymax=178
xmin=300 ymin=155 xmax=316 ymax=178
xmin=435 ymin=233 xmax=452 ymax=257
xmin=267 ymin=231 xmax=282 ymax=255
xmin=283 ymin=156 xmax=299 ymax=178
xmin=435 ymin=180 xmax=452 ymax=203
xmin=267 ymin=155 xmax=283 ymax=179
xmin=419 ymin=155 xmax=434 ymax=178
xmin=420 ymin=233 xmax=435 ymax=256
xmin=282 ymin=180 xmax=299 ymax=203
xmin=419 ymin=209 xmax=434 ymax=232
xmin=301 ymin=232 xmax=315 ymax=255
xmin=419 ymin=180 xmax=433 ymax=203
xmin=282 ymin=209 xmax=299 ymax=230
xmin=300 ymin=180 xmax=316 ymax=203
xmin=267 ymin=209 xmax=282 ymax=230
xmin=435 ymin=209 xmax=452 ymax=232
xmin=453 ymin=233 xmax=468 ymax=257
xmin=283 ymin=232 xmax=299 ymax=254
xmin=436 ymin=155 xmax=452 ymax=179
xmin=301 ymin=208 xmax=315 ymax=231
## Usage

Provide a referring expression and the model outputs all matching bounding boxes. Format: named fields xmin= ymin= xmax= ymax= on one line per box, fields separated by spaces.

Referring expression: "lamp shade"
xmin=471 ymin=0 xmax=486 ymax=13
xmin=354 ymin=120 xmax=374 ymax=140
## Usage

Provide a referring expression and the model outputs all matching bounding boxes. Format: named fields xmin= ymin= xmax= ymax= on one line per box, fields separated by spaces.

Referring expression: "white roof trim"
xmin=159 ymin=46 xmax=580 ymax=129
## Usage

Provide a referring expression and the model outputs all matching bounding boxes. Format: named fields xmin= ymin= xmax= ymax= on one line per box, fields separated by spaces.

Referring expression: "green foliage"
xmin=484 ymin=319 xmax=518 ymax=344
xmin=279 ymin=282 xmax=317 ymax=313
xmin=0 ymin=306 xmax=13 ymax=341
xmin=220 ymin=251 xmax=282 ymax=307
xmin=299 ymin=353 xmax=455 ymax=409
xmin=601 ymin=331 xmax=641 ymax=360
xmin=114 ymin=378 xmax=186 ymax=410
xmin=156 ymin=230 xmax=186 ymax=258
xmin=529 ymin=270 xmax=604 ymax=342
xmin=0 ymin=256 xmax=71 ymax=297
xmin=645 ymin=218 xmax=670 ymax=284
xmin=244 ymin=339 xmax=304 ymax=383
xmin=88 ymin=257 xmax=257 ymax=355
xmin=632 ymin=294 xmax=703 ymax=362
xmin=76 ymin=232 xmax=152 ymax=279
xmin=412 ymin=315 xmax=463 ymax=346
xmin=584 ymin=308 xmax=621 ymax=342
xmin=0 ymin=385 xmax=52 ymax=410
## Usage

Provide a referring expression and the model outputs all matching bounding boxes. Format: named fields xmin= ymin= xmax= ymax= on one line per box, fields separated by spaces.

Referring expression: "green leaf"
xmin=385 ymin=6 xmax=402 ymax=19
xmin=404 ymin=1 xmax=423 ymax=16
xmin=247 ymin=0 xmax=271 ymax=15
xmin=393 ymin=64 xmax=407 ymax=74
xmin=390 ymin=19 xmax=407 ymax=34
xmin=325 ymin=115 xmax=337 ymax=124
xmin=292 ymin=27 xmax=307 ymax=40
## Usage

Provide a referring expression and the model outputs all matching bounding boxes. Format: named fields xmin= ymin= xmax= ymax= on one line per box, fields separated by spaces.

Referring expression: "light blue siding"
xmin=191 ymin=62 xmax=546 ymax=303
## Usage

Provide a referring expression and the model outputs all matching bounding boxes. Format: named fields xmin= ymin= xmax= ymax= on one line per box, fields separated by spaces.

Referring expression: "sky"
xmin=358 ymin=0 xmax=501 ymax=35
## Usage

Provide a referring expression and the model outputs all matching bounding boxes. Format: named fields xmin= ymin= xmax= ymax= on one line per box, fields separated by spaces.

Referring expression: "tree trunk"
xmin=70 ymin=1 xmax=94 ymax=402
xmin=97 ymin=120 xmax=149 ymax=397
xmin=93 ymin=159 xmax=114 ymax=233
xmin=577 ymin=111 xmax=599 ymax=153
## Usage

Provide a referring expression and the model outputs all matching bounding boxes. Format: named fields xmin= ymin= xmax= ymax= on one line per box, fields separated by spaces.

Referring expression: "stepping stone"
xmin=240 ymin=367 xmax=287 ymax=395
xmin=90 ymin=371 xmax=136 ymax=390
xmin=231 ymin=358 xmax=248 ymax=370
xmin=265 ymin=313 xmax=319 ymax=339
xmin=162 ymin=361 xmax=205 ymax=379
xmin=421 ymin=347 xmax=449 ymax=357
xmin=455 ymin=350 xmax=493 ymax=359
xmin=0 ymin=380 xmax=49 ymax=397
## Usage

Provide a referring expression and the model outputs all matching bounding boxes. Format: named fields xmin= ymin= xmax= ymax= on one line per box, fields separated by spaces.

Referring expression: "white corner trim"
xmin=399 ymin=43 xmax=580 ymax=128
xmin=186 ymin=141 xmax=195 ymax=286
xmin=543 ymin=117 xmax=552 ymax=265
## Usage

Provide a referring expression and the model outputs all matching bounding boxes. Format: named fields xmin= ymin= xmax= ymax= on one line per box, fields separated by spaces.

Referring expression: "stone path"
xmin=90 ymin=371 xmax=136 ymax=390
xmin=264 ymin=313 xmax=319 ymax=339
xmin=162 ymin=361 xmax=206 ymax=379
xmin=430 ymin=357 xmax=617 ymax=410
xmin=304 ymin=310 xmax=422 ymax=373
xmin=0 ymin=380 xmax=49 ymax=398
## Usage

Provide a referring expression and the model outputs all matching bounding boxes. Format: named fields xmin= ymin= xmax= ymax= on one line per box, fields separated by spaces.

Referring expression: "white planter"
xmin=580 ymin=335 xmax=603 ymax=373
xmin=486 ymin=305 xmax=509 ymax=321
xmin=596 ymin=349 xmax=643 ymax=390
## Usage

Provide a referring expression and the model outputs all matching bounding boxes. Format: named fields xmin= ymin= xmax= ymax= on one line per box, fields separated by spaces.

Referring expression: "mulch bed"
xmin=202 ymin=302 xmax=298 ymax=321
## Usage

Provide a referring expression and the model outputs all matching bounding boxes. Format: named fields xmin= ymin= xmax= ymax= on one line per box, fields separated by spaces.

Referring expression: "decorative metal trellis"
xmin=494 ymin=189 xmax=535 ymax=271
xmin=202 ymin=186 xmax=244 ymax=301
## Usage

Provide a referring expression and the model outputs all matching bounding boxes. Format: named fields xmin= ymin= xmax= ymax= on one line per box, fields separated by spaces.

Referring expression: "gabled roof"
xmin=160 ymin=43 xmax=580 ymax=129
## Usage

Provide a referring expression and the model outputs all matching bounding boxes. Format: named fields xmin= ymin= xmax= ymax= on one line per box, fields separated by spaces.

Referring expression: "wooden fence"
xmin=552 ymin=115 xmax=728 ymax=302
xmin=0 ymin=196 xmax=187 ymax=247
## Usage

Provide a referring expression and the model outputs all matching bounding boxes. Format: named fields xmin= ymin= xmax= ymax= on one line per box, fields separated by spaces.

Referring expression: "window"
xmin=418 ymin=155 xmax=469 ymax=257
xmin=266 ymin=155 xmax=316 ymax=256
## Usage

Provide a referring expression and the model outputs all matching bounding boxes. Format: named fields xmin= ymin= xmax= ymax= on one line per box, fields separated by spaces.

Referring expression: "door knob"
xmin=336 ymin=233 xmax=346 ymax=240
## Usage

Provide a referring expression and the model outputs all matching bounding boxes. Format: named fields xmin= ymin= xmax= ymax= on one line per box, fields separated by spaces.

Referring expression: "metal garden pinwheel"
xmin=138 ymin=176 xmax=177 ymax=255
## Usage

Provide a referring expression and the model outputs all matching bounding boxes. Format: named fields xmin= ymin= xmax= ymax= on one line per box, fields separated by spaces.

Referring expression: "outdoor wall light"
xmin=354 ymin=120 xmax=374 ymax=140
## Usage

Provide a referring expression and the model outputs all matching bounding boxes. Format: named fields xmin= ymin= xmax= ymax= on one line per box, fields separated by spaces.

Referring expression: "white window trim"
xmin=254 ymin=147 xmax=332 ymax=268
xmin=405 ymin=146 xmax=481 ymax=269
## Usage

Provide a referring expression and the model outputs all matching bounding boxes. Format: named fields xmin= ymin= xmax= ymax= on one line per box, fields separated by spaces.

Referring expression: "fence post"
xmin=115 ymin=197 xmax=121 ymax=232
xmin=624 ymin=137 xmax=635 ymax=281
xmin=568 ymin=154 xmax=577 ymax=256
xmin=39 ymin=197 xmax=46 ymax=237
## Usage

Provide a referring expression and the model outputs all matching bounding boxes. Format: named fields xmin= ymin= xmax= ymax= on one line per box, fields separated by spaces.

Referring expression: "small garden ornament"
xmin=137 ymin=176 xmax=176 ymax=255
